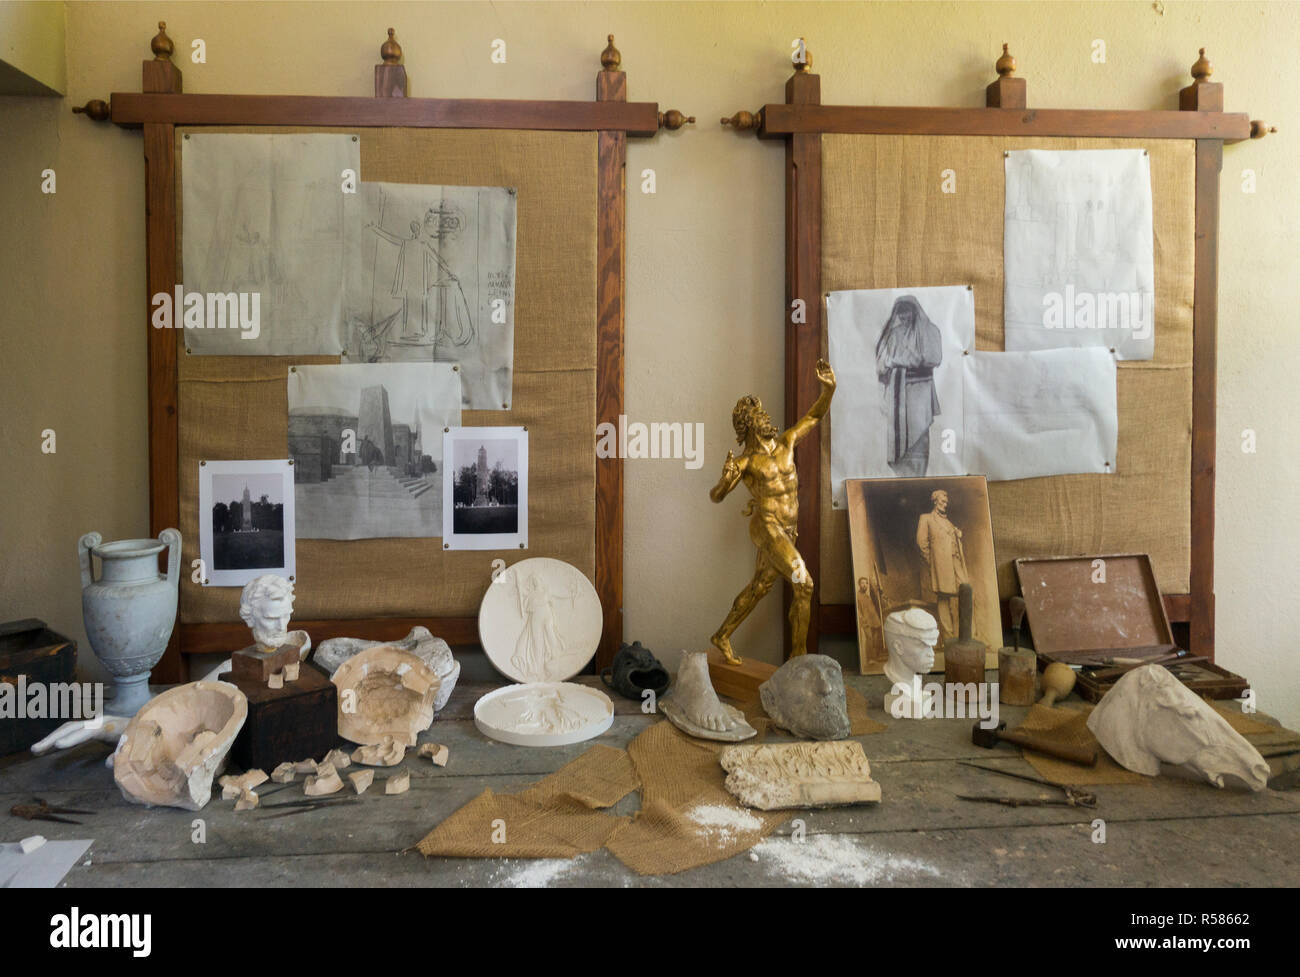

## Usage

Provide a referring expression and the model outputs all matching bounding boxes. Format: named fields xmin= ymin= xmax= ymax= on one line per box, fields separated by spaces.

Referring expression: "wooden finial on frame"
xmin=376 ymin=28 xmax=408 ymax=97
xmin=72 ymin=99 xmax=111 ymax=122
xmin=658 ymin=110 xmax=695 ymax=131
xmin=1179 ymin=46 xmax=1223 ymax=112
xmin=986 ymin=42 xmax=1026 ymax=108
xmin=380 ymin=27 xmax=403 ymax=65
xmin=720 ymin=108 xmax=763 ymax=132
xmin=150 ymin=21 xmax=174 ymax=61
xmin=1250 ymin=120 xmax=1277 ymax=139
xmin=995 ymin=42 xmax=1016 ymax=76
xmin=601 ymin=34 xmax=621 ymax=71
xmin=1191 ymin=47 xmax=1212 ymax=82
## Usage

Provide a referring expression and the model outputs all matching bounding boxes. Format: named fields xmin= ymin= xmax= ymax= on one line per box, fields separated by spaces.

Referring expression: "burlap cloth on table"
xmin=1015 ymin=701 xmax=1285 ymax=786
xmin=738 ymin=686 xmax=887 ymax=739
xmin=415 ymin=744 xmax=638 ymax=858
xmin=417 ymin=720 xmax=816 ymax=874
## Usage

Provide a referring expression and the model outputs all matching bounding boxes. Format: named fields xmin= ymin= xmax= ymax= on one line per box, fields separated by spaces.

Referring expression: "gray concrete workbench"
xmin=3 ymin=658 xmax=1298 ymax=888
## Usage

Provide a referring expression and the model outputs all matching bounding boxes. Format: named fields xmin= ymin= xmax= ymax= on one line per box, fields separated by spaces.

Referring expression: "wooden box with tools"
xmin=1014 ymin=554 xmax=1248 ymax=702
xmin=228 ymin=662 xmax=339 ymax=771
xmin=0 ymin=619 xmax=78 ymax=756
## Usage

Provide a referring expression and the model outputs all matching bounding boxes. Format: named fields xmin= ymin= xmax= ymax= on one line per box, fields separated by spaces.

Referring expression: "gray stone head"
xmin=759 ymin=654 xmax=851 ymax=741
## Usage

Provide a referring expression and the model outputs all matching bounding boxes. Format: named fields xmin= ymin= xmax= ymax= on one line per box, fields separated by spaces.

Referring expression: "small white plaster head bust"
xmin=239 ymin=575 xmax=295 ymax=651
xmin=1087 ymin=665 xmax=1270 ymax=791
xmin=883 ymin=607 xmax=940 ymax=687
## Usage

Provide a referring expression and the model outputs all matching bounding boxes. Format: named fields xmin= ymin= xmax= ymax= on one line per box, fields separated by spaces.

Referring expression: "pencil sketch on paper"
xmin=344 ymin=181 xmax=517 ymax=411
xmin=181 ymin=133 xmax=358 ymax=355
xmin=1004 ymin=149 xmax=1155 ymax=360
xmin=826 ymin=285 xmax=973 ymax=505
xmin=961 ymin=347 xmax=1117 ymax=482
xmin=287 ymin=363 xmax=462 ymax=540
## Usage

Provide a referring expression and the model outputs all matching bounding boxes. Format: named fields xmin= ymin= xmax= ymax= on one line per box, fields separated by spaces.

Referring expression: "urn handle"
xmin=77 ymin=532 xmax=103 ymax=590
xmin=159 ymin=528 xmax=182 ymax=586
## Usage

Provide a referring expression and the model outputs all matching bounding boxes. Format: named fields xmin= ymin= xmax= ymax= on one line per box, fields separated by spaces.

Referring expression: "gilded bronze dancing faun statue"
xmin=709 ymin=359 xmax=836 ymax=665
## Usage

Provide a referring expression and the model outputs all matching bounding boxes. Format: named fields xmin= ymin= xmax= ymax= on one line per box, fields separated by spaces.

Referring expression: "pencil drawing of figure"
xmin=875 ymin=295 xmax=942 ymax=477
xmin=366 ymin=204 xmax=475 ymax=353
xmin=512 ymin=572 xmax=578 ymax=680
xmin=915 ymin=489 xmax=968 ymax=640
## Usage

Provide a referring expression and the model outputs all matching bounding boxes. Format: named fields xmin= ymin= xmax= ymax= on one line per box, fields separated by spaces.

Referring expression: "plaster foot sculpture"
xmin=759 ymin=654 xmax=851 ymax=740
xmin=1087 ymin=665 xmax=1270 ymax=791
xmin=32 ymin=573 xmax=311 ymax=766
xmin=882 ymin=608 xmax=940 ymax=719
xmin=332 ymin=645 xmax=441 ymax=747
xmin=314 ymin=626 xmax=459 ymax=712
xmin=112 ymin=681 xmax=248 ymax=811
xmin=721 ymin=741 xmax=882 ymax=810
xmin=659 ymin=650 xmax=756 ymax=742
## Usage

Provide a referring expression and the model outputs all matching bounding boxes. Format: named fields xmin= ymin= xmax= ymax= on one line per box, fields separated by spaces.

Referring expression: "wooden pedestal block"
xmin=229 ymin=665 xmax=338 ymax=772
xmin=706 ymin=648 xmax=778 ymax=702
xmin=0 ymin=619 xmax=77 ymax=756
xmin=230 ymin=643 xmax=300 ymax=684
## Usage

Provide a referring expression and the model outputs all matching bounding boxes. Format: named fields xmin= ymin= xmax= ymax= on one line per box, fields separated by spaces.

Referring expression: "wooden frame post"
xmin=594 ymin=36 xmax=627 ymax=671
xmin=142 ymin=22 xmax=184 ymax=682
xmin=783 ymin=49 xmax=822 ymax=662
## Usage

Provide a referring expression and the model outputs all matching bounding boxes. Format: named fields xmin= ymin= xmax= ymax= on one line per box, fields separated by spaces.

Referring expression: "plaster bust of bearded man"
xmin=882 ymin=607 xmax=940 ymax=719
xmin=760 ymin=654 xmax=851 ymax=741
xmin=238 ymin=574 xmax=310 ymax=655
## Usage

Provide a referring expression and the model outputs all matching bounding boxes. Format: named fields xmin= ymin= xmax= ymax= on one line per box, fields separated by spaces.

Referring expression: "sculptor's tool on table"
xmin=9 ymin=798 xmax=96 ymax=826
xmin=998 ymin=596 xmax=1036 ymax=706
xmin=1037 ymin=662 xmax=1077 ymax=707
xmin=971 ymin=720 xmax=1099 ymax=767
xmin=943 ymin=583 xmax=986 ymax=689
xmin=255 ymin=797 xmax=357 ymax=821
xmin=956 ymin=760 xmax=1097 ymax=808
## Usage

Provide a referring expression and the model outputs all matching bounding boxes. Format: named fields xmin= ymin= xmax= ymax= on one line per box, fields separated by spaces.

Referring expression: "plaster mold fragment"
xmin=304 ymin=763 xmax=343 ymax=796
xmin=113 ymin=681 xmax=248 ymax=811
xmin=351 ymin=735 xmax=406 ymax=767
xmin=332 ymin=645 xmax=441 ymax=747
xmin=322 ymin=748 xmax=352 ymax=770
xmin=314 ymin=627 xmax=460 ymax=711
xmin=271 ymin=762 xmax=297 ymax=783
xmin=385 ymin=770 xmax=410 ymax=794
xmin=348 ymin=769 xmax=374 ymax=795
xmin=418 ymin=743 xmax=450 ymax=766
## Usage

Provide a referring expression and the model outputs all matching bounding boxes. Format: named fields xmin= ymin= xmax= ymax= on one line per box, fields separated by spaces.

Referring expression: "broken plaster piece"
xmin=271 ymin=762 xmax=297 ymax=783
xmin=322 ymin=748 xmax=352 ymax=770
xmin=351 ymin=735 xmax=405 ymax=767
xmin=417 ymin=743 xmax=449 ymax=767
xmin=234 ymin=789 xmax=260 ymax=811
xmin=20 ymin=835 xmax=47 ymax=855
xmin=304 ymin=763 xmax=343 ymax=796
xmin=284 ymin=661 xmax=300 ymax=682
xmin=385 ymin=770 xmax=410 ymax=795
xmin=348 ymin=769 xmax=375 ymax=795
xmin=268 ymin=671 xmax=284 ymax=690
xmin=720 ymin=741 xmax=882 ymax=811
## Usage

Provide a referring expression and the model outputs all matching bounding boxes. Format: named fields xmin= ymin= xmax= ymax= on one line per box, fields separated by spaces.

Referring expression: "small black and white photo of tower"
xmin=451 ymin=437 xmax=520 ymax=535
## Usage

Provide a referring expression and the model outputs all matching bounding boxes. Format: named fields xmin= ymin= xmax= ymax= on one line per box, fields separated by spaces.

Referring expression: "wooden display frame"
xmin=723 ymin=44 xmax=1268 ymax=664
xmin=78 ymin=25 xmax=693 ymax=681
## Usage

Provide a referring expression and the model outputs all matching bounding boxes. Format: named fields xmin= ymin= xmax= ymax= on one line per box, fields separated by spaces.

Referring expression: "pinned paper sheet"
xmin=181 ymin=133 xmax=359 ymax=355
xmin=344 ymin=181 xmax=518 ymax=411
xmin=1004 ymin=149 xmax=1155 ymax=361
xmin=962 ymin=348 xmax=1118 ymax=482
xmin=827 ymin=286 xmax=973 ymax=506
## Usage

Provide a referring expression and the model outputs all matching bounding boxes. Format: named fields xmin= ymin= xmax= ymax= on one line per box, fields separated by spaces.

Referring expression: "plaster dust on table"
xmin=488 ymin=855 xmax=590 ymax=889
xmin=685 ymin=803 xmax=764 ymax=846
xmin=749 ymin=835 xmax=950 ymax=886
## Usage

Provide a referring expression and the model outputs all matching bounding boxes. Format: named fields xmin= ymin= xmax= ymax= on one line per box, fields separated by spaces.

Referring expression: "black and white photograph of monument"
xmin=287 ymin=362 xmax=462 ymax=539
xmin=197 ymin=458 xmax=296 ymax=587
xmin=442 ymin=426 xmax=528 ymax=550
